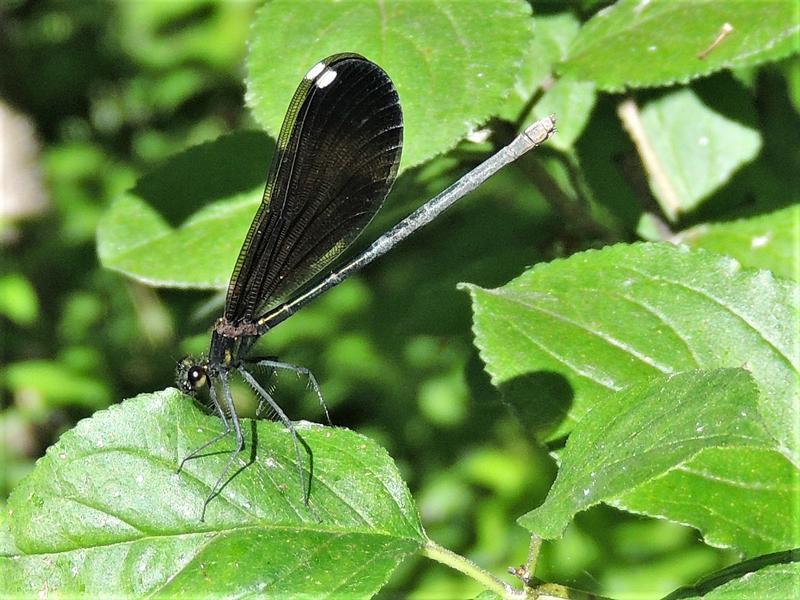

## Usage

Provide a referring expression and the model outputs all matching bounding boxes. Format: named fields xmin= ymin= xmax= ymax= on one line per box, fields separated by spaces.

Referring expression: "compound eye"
xmin=187 ymin=366 xmax=207 ymax=390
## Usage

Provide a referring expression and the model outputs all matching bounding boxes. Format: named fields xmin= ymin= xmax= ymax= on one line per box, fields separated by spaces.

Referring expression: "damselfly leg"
xmin=199 ymin=371 xmax=245 ymax=521
xmin=247 ymin=357 xmax=331 ymax=426
xmin=239 ymin=367 xmax=311 ymax=504
xmin=177 ymin=373 xmax=233 ymax=473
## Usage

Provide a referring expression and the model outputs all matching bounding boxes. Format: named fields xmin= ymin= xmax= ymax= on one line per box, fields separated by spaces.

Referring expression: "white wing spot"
xmin=316 ymin=69 xmax=337 ymax=88
xmin=305 ymin=62 xmax=325 ymax=80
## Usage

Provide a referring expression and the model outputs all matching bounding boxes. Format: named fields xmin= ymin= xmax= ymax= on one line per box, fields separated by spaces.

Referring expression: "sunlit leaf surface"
xmin=3 ymin=390 xmax=424 ymax=597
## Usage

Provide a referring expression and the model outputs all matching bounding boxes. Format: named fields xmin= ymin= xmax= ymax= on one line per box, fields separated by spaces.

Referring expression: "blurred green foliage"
xmin=1 ymin=0 xmax=253 ymax=505
xmin=1 ymin=1 xmax=796 ymax=598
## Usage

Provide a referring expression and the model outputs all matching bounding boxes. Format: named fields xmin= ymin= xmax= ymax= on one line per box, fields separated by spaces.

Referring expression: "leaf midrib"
xmin=50 ymin=439 xmax=416 ymax=538
xmin=11 ymin=522 xmax=424 ymax=558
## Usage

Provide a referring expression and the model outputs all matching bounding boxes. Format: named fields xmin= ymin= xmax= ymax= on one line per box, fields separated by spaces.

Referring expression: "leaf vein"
xmin=494 ymin=290 xmax=673 ymax=374
xmin=675 ymin=463 xmax=795 ymax=492
xmin=622 ymin=265 xmax=796 ymax=372
xmin=493 ymin=304 xmax=622 ymax=391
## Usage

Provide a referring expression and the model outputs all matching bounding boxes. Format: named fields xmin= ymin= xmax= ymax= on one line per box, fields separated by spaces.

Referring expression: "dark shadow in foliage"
xmin=156 ymin=2 xmax=217 ymax=36
xmin=576 ymin=95 xmax=645 ymax=232
xmin=365 ymin=165 xmax=557 ymax=338
xmin=133 ymin=130 xmax=275 ymax=227
xmin=0 ymin=0 xmax=118 ymax=135
xmin=693 ymin=73 xmax=758 ymax=128
xmin=665 ymin=70 xmax=800 ymax=227
xmin=664 ymin=548 xmax=800 ymax=599
xmin=690 ymin=68 xmax=800 ymax=223
xmin=682 ymin=73 xmax=767 ymax=225
xmin=498 ymin=370 xmax=574 ymax=441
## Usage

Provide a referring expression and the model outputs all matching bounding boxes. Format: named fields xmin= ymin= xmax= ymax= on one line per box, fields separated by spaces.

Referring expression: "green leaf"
xmin=786 ymin=59 xmax=800 ymax=114
xmin=673 ymin=205 xmax=800 ymax=281
xmin=532 ymin=77 xmax=596 ymax=151
xmin=664 ymin=549 xmax=800 ymax=599
xmin=3 ymin=390 xmax=424 ymax=597
xmin=246 ymin=0 xmax=534 ymax=170
xmin=518 ymin=370 xmax=780 ymax=540
xmin=505 ymin=12 xmax=581 ymax=114
xmin=561 ymin=0 xmax=800 ymax=91
xmin=498 ymin=12 xmax=596 ymax=150
xmin=463 ymin=243 xmax=800 ymax=462
xmin=97 ymin=131 xmax=274 ymax=289
xmin=629 ymin=87 xmax=761 ymax=218
xmin=0 ymin=518 xmax=20 ymax=556
xmin=117 ymin=1 xmax=252 ymax=71
xmin=0 ymin=274 xmax=39 ymax=326
xmin=1 ymin=360 xmax=110 ymax=413
xmin=615 ymin=445 xmax=800 ymax=557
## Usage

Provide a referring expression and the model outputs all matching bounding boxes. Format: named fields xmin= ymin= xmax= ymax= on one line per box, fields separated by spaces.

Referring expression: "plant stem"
xmin=617 ymin=97 xmax=681 ymax=222
xmin=517 ymin=152 xmax=614 ymax=242
xmin=422 ymin=538 xmax=613 ymax=600
xmin=526 ymin=535 xmax=543 ymax=581
xmin=422 ymin=538 xmax=526 ymax=600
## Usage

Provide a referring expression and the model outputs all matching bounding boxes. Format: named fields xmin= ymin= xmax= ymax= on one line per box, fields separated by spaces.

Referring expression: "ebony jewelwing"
xmin=176 ymin=53 xmax=556 ymax=520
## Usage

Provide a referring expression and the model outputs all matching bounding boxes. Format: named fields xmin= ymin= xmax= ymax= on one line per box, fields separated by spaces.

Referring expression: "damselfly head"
xmin=176 ymin=356 xmax=208 ymax=396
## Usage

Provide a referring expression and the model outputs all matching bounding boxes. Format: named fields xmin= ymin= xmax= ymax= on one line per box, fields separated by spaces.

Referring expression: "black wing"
xmin=225 ymin=53 xmax=403 ymax=324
